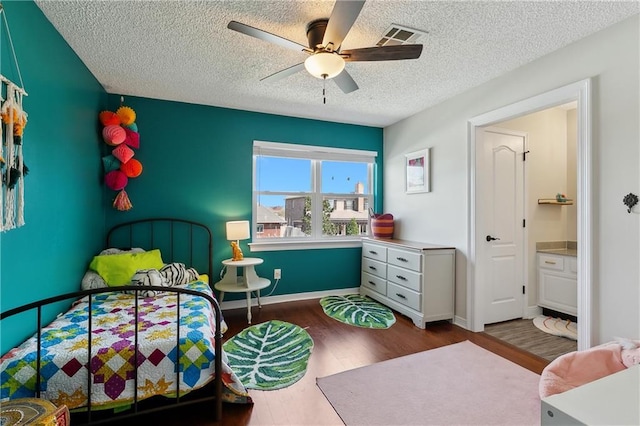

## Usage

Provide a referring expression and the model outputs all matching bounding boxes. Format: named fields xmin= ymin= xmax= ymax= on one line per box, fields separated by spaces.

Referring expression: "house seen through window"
xmin=253 ymin=141 xmax=376 ymax=242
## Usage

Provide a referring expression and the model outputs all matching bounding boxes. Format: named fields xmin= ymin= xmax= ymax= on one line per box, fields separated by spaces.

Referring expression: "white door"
xmin=480 ymin=127 xmax=525 ymax=324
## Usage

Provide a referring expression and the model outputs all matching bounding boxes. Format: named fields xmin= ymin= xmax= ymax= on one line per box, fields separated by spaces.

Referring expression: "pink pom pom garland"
xmin=102 ymin=125 xmax=126 ymax=146
xmin=98 ymin=103 xmax=140 ymax=211
xmin=105 ymin=170 xmax=128 ymax=191
xmin=120 ymin=158 xmax=143 ymax=178
xmin=124 ymin=128 xmax=140 ymax=149
xmin=112 ymin=144 xmax=134 ymax=164
xmin=99 ymin=111 xmax=120 ymax=126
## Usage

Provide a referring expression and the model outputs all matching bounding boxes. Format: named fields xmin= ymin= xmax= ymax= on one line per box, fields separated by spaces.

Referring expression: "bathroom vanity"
xmin=537 ymin=242 xmax=577 ymax=316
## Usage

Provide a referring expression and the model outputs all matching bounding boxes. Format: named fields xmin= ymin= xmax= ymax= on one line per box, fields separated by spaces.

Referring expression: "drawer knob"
xmin=369 ymin=250 xmax=378 ymax=255
xmin=369 ymin=266 xmax=377 ymax=270
xmin=544 ymin=260 xmax=557 ymax=265
xmin=397 ymin=257 xmax=408 ymax=262
xmin=396 ymin=293 xmax=407 ymax=299
xmin=368 ymin=281 xmax=376 ymax=286
xmin=396 ymin=275 xmax=407 ymax=281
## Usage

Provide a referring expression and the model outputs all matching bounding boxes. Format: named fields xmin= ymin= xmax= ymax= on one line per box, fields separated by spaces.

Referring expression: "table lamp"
xmin=226 ymin=220 xmax=250 ymax=261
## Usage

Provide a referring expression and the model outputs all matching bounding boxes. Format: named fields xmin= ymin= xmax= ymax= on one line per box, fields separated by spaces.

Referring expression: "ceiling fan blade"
xmin=260 ymin=62 xmax=306 ymax=83
xmin=333 ymin=69 xmax=359 ymax=94
xmin=322 ymin=0 xmax=366 ymax=50
xmin=228 ymin=21 xmax=308 ymax=53
xmin=342 ymin=44 xmax=423 ymax=62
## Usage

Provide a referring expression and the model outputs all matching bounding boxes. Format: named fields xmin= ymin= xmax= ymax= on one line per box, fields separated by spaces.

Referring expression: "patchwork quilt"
xmin=0 ymin=280 xmax=251 ymax=410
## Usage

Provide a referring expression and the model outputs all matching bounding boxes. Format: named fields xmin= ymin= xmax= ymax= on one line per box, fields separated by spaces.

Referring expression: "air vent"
xmin=376 ymin=24 xmax=427 ymax=47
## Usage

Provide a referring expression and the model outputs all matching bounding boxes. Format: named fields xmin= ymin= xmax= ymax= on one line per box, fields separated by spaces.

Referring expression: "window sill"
xmin=249 ymin=238 xmax=363 ymax=252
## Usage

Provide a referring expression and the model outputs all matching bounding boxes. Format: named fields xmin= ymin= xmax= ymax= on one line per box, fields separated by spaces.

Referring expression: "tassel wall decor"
xmin=1 ymin=4 xmax=29 ymax=231
xmin=99 ymin=100 xmax=142 ymax=211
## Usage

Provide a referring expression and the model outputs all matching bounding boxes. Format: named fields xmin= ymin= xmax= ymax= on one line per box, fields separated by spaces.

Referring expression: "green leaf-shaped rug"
xmin=223 ymin=320 xmax=313 ymax=390
xmin=319 ymin=294 xmax=396 ymax=329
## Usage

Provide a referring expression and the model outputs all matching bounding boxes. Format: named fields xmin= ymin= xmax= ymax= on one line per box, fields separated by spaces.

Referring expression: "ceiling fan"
xmin=227 ymin=0 xmax=423 ymax=95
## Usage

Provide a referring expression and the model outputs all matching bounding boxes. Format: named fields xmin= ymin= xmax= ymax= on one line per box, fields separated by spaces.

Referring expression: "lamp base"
xmin=230 ymin=241 xmax=244 ymax=261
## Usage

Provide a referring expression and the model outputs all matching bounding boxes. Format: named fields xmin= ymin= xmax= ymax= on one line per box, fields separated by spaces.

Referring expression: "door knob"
xmin=486 ymin=235 xmax=500 ymax=242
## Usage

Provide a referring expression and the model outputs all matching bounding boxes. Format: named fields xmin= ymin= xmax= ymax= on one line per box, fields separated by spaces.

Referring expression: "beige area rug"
xmin=533 ymin=315 xmax=577 ymax=340
xmin=484 ymin=319 xmax=577 ymax=361
xmin=316 ymin=341 xmax=540 ymax=425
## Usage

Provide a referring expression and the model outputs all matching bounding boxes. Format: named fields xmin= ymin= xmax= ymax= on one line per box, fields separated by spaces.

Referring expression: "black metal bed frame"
xmin=1 ymin=218 xmax=222 ymax=424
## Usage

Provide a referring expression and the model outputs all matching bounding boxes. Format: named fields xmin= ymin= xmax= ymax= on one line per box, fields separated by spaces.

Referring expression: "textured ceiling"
xmin=36 ymin=1 xmax=639 ymax=127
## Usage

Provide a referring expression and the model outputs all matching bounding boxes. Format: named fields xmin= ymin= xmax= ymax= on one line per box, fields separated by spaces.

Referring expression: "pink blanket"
xmin=539 ymin=339 xmax=640 ymax=398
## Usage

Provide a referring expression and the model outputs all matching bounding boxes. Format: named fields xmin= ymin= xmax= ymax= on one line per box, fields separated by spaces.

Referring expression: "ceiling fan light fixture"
xmin=304 ymin=52 xmax=345 ymax=79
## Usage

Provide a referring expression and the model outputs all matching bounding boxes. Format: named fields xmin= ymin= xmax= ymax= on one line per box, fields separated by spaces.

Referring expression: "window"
xmin=252 ymin=141 xmax=376 ymax=250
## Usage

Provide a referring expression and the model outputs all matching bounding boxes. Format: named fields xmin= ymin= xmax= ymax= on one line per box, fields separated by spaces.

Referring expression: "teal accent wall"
xmin=0 ymin=0 xmax=382 ymax=354
xmin=0 ymin=1 xmax=107 ymax=353
xmin=105 ymin=95 xmax=383 ymax=300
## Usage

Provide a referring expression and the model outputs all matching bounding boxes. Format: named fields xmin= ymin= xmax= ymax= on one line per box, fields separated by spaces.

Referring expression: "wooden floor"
xmin=110 ymin=298 xmax=550 ymax=426
xmin=484 ymin=318 xmax=577 ymax=361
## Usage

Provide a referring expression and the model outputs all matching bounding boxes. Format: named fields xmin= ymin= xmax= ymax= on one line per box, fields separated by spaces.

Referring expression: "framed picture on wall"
xmin=405 ymin=148 xmax=431 ymax=193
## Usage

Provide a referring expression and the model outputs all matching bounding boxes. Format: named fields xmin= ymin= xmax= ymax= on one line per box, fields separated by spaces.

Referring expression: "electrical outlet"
xmin=274 ymin=269 xmax=281 ymax=280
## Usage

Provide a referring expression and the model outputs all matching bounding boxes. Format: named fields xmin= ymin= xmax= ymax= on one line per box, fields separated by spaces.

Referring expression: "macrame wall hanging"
xmin=0 ymin=3 xmax=29 ymax=232
xmin=99 ymin=98 xmax=142 ymax=211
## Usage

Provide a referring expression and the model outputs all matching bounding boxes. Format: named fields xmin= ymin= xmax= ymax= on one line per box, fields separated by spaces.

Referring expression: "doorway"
xmin=480 ymin=114 xmax=578 ymax=359
xmin=468 ymin=79 xmax=592 ymax=351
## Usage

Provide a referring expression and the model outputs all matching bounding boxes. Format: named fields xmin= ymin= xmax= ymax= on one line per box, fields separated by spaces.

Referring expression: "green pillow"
xmin=89 ymin=249 xmax=164 ymax=286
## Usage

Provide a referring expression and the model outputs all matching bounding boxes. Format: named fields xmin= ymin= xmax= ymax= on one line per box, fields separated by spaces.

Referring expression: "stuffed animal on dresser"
xmin=231 ymin=241 xmax=244 ymax=261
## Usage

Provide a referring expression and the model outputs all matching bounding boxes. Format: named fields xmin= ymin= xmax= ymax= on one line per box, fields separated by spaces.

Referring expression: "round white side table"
xmin=213 ymin=258 xmax=271 ymax=324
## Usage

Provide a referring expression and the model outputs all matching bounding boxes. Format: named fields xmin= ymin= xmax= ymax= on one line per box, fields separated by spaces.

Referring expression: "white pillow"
xmin=81 ymin=270 xmax=108 ymax=290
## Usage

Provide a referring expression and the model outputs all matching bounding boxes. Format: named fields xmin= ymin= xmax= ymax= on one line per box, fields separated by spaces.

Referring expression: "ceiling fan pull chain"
xmin=322 ymin=74 xmax=327 ymax=104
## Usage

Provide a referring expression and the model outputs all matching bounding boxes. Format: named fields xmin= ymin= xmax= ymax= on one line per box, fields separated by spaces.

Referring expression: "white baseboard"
xmin=524 ymin=305 xmax=543 ymax=319
xmin=219 ymin=287 xmax=360 ymax=311
xmin=454 ymin=308 xmax=540 ymax=332
xmin=453 ymin=315 xmax=468 ymax=329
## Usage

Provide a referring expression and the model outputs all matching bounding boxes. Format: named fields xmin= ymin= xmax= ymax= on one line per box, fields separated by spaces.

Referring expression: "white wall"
xmin=383 ymin=15 xmax=639 ymax=344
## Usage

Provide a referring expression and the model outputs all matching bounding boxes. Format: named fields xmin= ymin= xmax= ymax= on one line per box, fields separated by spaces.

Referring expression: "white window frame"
xmin=250 ymin=141 xmax=377 ymax=252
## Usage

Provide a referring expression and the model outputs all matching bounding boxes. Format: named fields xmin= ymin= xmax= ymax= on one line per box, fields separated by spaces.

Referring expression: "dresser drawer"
xmin=362 ymin=257 xmax=386 ymax=279
xmin=361 ymin=271 xmax=387 ymax=296
xmin=387 ymin=248 xmax=422 ymax=272
xmin=387 ymin=282 xmax=421 ymax=311
xmin=538 ymin=254 xmax=564 ymax=271
xmin=362 ymin=242 xmax=387 ymax=262
xmin=387 ymin=264 xmax=422 ymax=292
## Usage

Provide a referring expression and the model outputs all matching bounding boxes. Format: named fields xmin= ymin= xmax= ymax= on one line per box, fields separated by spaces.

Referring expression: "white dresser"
xmin=360 ymin=237 xmax=455 ymax=328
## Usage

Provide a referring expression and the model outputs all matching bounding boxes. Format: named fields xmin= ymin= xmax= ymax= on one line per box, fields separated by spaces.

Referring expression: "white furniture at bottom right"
xmin=541 ymin=365 xmax=640 ymax=425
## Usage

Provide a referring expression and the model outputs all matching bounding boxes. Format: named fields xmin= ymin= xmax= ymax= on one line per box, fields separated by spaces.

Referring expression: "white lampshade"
xmin=226 ymin=220 xmax=250 ymax=241
xmin=304 ymin=52 xmax=345 ymax=79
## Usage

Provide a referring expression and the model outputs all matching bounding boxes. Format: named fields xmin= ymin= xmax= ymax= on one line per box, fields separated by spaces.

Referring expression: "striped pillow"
xmin=160 ymin=263 xmax=199 ymax=286
xmin=130 ymin=268 xmax=170 ymax=297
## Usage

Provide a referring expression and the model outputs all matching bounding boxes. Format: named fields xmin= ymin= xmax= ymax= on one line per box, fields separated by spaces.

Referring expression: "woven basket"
xmin=371 ymin=217 xmax=394 ymax=238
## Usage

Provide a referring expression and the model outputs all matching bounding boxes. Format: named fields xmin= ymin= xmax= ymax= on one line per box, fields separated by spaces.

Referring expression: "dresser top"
xmin=363 ymin=237 xmax=455 ymax=251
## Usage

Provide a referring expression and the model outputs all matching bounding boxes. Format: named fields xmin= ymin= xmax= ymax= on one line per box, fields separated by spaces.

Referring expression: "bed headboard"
xmin=106 ymin=218 xmax=213 ymax=281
